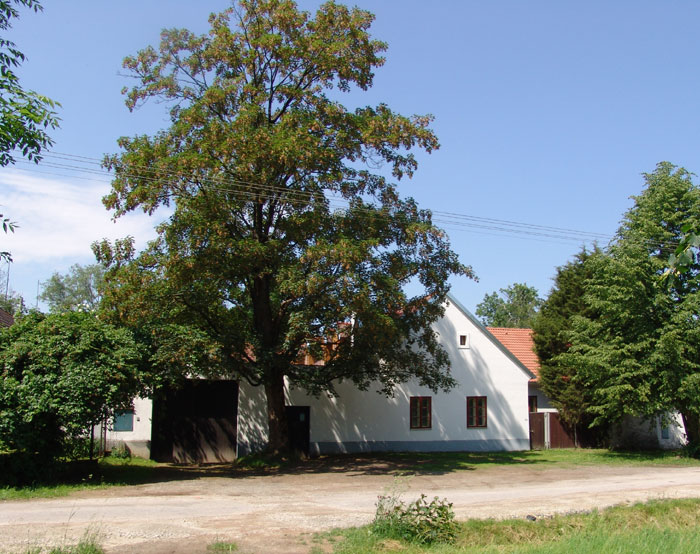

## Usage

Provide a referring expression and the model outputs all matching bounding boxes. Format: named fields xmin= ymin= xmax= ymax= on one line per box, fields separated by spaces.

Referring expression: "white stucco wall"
xmin=610 ymin=412 xmax=687 ymax=450
xmin=103 ymin=397 xmax=153 ymax=458
xmin=236 ymin=380 xmax=269 ymax=456
xmin=237 ymin=297 xmax=532 ymax=455
xmin=657 ymin=413 xmax=687 ymax=449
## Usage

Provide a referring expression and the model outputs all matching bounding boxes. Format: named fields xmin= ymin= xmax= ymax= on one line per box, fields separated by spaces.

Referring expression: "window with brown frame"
xmin=467 ymin=396 xmax=487 ymax=428
xmin=410 ymin=396 xmax=431 ymax=429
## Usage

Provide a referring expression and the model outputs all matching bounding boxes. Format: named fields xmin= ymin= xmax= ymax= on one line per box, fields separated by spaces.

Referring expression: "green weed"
xmin=207 ymin=540 xmax=238 ymax=552
xmin=327 ymin=498 xmax=700 ymax=553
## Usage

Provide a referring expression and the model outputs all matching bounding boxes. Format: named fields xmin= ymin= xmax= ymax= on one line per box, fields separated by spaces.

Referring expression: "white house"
xmin=237 ymin=294 xmax=534 ymax=456
xmin=107 ymin=294 xmax=535 ymax=460
xmin=485 ymin=327 xmax=556 ymax=415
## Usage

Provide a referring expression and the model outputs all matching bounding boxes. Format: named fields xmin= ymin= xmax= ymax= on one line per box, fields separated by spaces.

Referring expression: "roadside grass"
xmin=24 ymin=530 xmax=104 ymax=554
xmin=0 ymin=456 xmax=167 ymax=500
xmin=207 ymin=540 xmax=239 ymax=552
xmin=3 ymin=448 xmax=698 ymax=501
xmin=322 ymin=498 xmax=700 ymax=553
xmin=233 ymin=447 xmax=700 ymax=475
xmin=377 ymin=447 xmax=700 ymax=473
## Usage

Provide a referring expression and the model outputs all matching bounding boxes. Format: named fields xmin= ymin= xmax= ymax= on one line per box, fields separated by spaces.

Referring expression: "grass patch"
xmin=2 ymin=448 xmax=697 ymax=501
xmin=207 ymin=540 xmax=238 ymax=552
xmin=0 ymin=456 xmax=165 ymax=501
xmin=374 ymin=448 xmax=699 ymax=473
xmin=224 ymin=448 xmax=700 ymax=476
xmin=323 ymin=498 xmax=700 ymax=553
xmin=25 ymin=530 xmax=104 ymax=553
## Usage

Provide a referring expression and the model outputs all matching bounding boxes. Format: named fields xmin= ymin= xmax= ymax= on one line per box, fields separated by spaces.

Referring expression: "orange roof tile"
xmin=487 ymin=327 xmax=540 ymax=381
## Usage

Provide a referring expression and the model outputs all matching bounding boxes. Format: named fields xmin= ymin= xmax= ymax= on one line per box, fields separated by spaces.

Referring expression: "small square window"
xmin=459 ymin=334 xmax=469 ymax=349
xmin=410 ymin=397 xmax=431 ymax=429
xmin=467 ymin=396 xmax=487 ymax=428
xmin=113 ymin=409 xmax=134 ymax=432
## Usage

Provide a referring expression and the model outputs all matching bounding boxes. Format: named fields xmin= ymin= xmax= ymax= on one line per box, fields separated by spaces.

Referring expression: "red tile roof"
xmin=487 ymin=327 xmax=540 ymax=381
xmin=0 ymin=308 xmax=14 ymax=327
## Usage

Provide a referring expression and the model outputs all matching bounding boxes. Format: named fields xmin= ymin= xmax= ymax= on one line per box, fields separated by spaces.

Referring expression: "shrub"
xmin=0 ymin=311 xmax=147 ymax=475
xmin=373 ymin=491 xmax=458 ymax=545
xmin=108 ymin=443 xmax=131 ymax=460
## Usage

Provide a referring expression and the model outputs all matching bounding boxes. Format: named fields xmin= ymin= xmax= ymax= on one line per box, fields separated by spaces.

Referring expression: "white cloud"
xmin=1 ymin=169 xmax=164 ymax=264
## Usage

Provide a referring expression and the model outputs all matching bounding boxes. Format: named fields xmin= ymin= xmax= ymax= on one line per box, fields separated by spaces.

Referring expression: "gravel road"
xmin=2 ymin=462 xmax=700 ymax=553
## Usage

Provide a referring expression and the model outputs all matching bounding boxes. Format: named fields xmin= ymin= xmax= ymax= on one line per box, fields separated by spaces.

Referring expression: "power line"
xmin=10 ymin=150 xmax=653 ymax=249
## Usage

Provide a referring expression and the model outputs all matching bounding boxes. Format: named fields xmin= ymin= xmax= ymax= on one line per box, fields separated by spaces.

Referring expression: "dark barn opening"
xmin=151 ymin=379 xmax=239 ymax=463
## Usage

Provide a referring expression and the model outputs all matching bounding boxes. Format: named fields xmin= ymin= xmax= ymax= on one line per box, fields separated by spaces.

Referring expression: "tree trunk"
xmin=265 ymin=372 xmax=289 ymax=454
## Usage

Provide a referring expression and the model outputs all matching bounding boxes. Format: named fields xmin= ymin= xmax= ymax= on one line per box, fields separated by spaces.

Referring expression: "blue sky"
xmin=3 ymin=0 xmax=700 ymax=313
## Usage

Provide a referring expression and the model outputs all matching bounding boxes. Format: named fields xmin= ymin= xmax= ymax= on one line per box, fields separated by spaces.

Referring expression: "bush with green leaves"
xmin=373 ymin=492 xmax=458 ymax=545
xmin=0 ymin=311 xmax=147 ymax=474
xmin=108 ymin=443 xmax=131 ymax=460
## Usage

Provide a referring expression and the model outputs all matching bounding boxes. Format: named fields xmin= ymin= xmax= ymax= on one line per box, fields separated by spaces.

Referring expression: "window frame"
xmin=113 ymin=409 xmax=135 ymax=432
xmin=467 ymin=396 xmax=487 ymax=428
xmin=410 ymin=396 xmax=432 ymax=429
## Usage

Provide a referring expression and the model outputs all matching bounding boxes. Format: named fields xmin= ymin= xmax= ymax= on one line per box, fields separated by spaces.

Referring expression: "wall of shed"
xmin=103 ymin=396 xmax=152 ymax=458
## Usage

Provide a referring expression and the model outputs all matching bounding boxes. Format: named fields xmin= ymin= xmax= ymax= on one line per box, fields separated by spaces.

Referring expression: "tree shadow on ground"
xmin=6 ymin=448 xmax=689 ymax=491
xmin=149 ymin=448 xmax=691 ymax=479
xmin=177 ymin=450 xmax=548 ymax=478
xmin=81 ymin=451 xmax=547 ymax=485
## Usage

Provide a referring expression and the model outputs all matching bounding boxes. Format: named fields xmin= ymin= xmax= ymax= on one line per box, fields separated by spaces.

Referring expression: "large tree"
xmin=98 ymin=0 xmax=469 ymax=452
xmin=532 ymin=246 xmax=605 ymax=444
xmin=40 ymin=263 xmax=105 ymax=313
xmin=560 ymin=162 xmax=700 ymax=445
xmin=475 ymin=282 xmax=542 ymax=328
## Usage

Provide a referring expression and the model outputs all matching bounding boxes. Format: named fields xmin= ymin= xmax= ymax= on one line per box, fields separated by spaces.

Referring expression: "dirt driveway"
xmin=3 ymin=460 xmax=700 ymax=553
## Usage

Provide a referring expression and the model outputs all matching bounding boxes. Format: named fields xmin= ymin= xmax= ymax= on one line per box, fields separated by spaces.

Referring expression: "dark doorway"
xmin=152 ymin=380 xmax=238 ymax=463
xmin=285 ymin=406 xmax=310 ymax=456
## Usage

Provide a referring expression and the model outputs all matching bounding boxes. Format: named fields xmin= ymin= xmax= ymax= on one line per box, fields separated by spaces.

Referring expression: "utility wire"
xmin=12 ymin=150 xmax=672 ymax=249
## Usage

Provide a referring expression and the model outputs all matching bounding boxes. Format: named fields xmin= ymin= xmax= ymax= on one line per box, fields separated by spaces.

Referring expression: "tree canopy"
xmin=475 ymin=282 xmax=542 ymax=328
xmin=98 ymin=0 xmax=469 ymax=452
xmin=40 ymin=263 xmax=105 ymax=313
xmin=559 ymin=162 xmax=700 ymax=445
xmin=0 ymin=311 xmax=147 ymax=463
xmin=532 ymin=246 xmax=605 ymax=444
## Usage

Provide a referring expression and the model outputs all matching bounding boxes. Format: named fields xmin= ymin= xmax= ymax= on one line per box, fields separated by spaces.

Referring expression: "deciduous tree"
xmin=40 ymin=263 xmax=105 ymax=313
xmin=560 ymin=162 xmax=700 ymax=445
xmin=98 ymin=0 xmax=469 ymax=452
xmin=475 ymin=282 xmax=542 ymax=328
xmin=0 ymin=311 xmax=147 ymax=462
